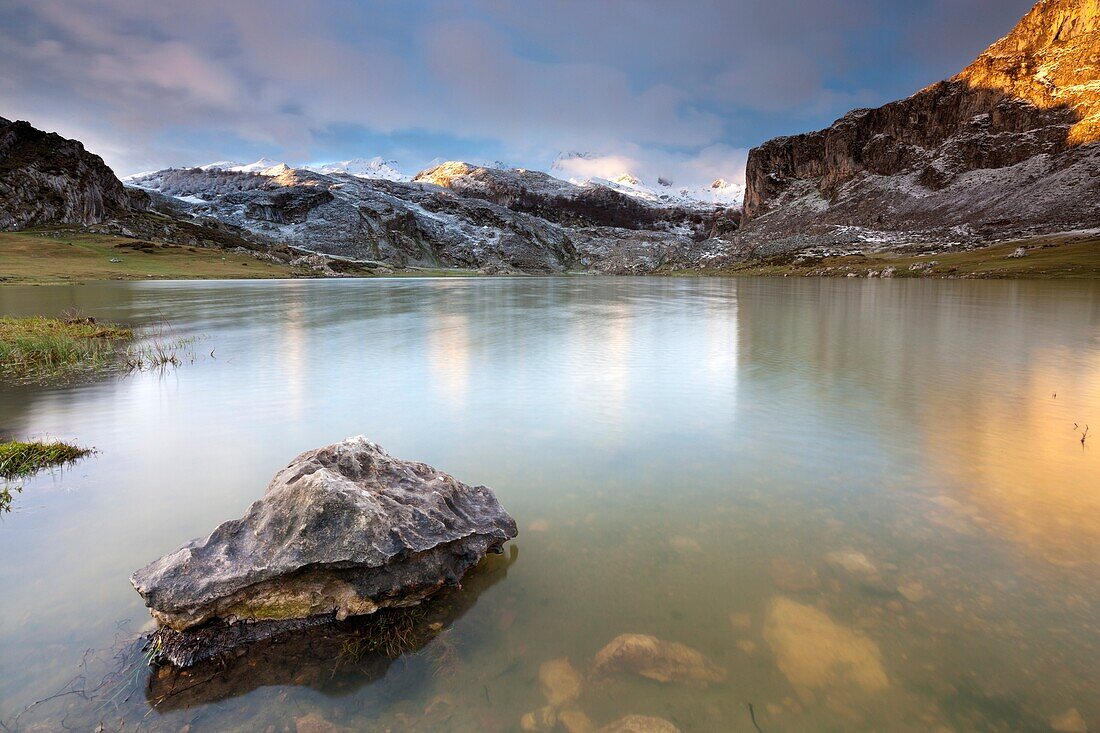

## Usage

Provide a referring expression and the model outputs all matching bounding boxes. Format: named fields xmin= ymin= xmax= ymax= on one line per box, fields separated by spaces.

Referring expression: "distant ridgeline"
xmin=0 ymin=118 xmax=740 ymax=275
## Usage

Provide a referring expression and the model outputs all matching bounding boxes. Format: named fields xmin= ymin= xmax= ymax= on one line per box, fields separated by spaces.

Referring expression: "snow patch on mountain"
xmin=566 ymin=172 xmax=744 ymax=209
xmin=551 ymin=150 xmax=743 ymax=208
xmin=201 ymin=158 xmax=287 ymax=174
xmin=303 ymin=157 xmax=409 ymax=181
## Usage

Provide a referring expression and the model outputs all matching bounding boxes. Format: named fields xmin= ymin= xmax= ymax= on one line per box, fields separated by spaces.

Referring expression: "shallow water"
xmin=1 ymin=277 xmax=1098 ymax=732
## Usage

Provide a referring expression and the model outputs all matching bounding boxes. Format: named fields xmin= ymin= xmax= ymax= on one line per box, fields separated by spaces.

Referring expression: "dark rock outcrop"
xmin=0 ymin=117 xmax=145 ymax=230
xmin=131 ymin=437 xmax=517 ymax=665
xmin=739 ymin=0 xmax=1100 ymax=253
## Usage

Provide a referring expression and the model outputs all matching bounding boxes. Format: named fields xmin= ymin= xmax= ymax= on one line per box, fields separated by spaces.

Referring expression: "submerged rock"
xmin=770 ymin=557 xmax=821 ymax=592
xmin=294 ymin=712 xmax=347 ymax=733
xmin=559 ymin=709 xmax=597 ymax=733
xmin=131 ymin=437 xmax=517 ymax=664
xmin=520 ymin=706 xmax=557 ymax=732
xmin=591 ymin=633 xmax=726 ymax=686
xmin=539 ymin=657 xmax=583 ymax=707
xmin=823 ymin=550 xmax=894 ymax=594
xmin=1050 ymin=708 xmax=1088 ymax=733
xmin=762 ymin=596 xmax=889 ymax=698
xmin=599 ymin=716 xmax=682 ymax=733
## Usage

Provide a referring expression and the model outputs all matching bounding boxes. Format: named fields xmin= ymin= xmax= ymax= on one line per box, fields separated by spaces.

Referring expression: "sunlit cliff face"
xmin=956 ymin=0 xmax=1100 ymax=144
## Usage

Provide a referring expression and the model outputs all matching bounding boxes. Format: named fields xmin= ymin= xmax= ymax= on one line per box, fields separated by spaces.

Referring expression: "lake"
xmin=1 ymin=277 xmax=1098 ymax=732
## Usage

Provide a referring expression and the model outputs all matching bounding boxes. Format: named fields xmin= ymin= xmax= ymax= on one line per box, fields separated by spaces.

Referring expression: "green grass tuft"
xmin=0 ymin=439 xmax=93 ymax=512
xmin=0 ymin=314 xmax=133 ymax=382
xmin=0 ymin=440 xmax=90 ymax=480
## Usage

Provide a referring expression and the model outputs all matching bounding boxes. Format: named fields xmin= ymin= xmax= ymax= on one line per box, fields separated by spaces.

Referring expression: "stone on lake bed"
xmin=824 ymin=550 xmax=894 ymax=594
xmin=599 ymin=716 xmax=682 ymax=733
xmin=539 ymin=657 xmax=583 ymax=707
xmin=520 ymin=706 xmax=557 ymax=731
xmin=770 ymin=557 xmax=821 ymax=592
xmin=559 ymin=709 xmax=597 ymax=733
xmin=763 ymin=596 xmax=889 ymax=697
xmin=591 ymin=633 xmax=726 ymax=686
xmin=1051 ymin=708 xmax=1088 ymax=733
xmin=130 ymin=437 xmax=517 ymax=662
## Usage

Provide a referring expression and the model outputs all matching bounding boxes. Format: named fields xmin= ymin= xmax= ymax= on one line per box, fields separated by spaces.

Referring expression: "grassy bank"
xmin=0 ymin=440 xmax=92 ymax=512
xmin=0 ymin=314 xmax=133 ymax=381
xmin=680 ymin=235 xmax=1100 ymax=279
xmin=0 ymin=229 xmax=318 ymax=284
xmin=0 ymin=229 xmax=482 ymax=284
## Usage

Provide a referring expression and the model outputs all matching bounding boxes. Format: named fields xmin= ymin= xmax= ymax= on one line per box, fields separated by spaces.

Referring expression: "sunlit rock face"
xmin=740 ymin=0 xmax=1100 ymax=252
xmin=958 ymin=0 xmax=1100 ymax=145
xmin=0 ymin=118 xmax=146 ymax=230
xmin=131 ymin=437 xmax=517 ymax=646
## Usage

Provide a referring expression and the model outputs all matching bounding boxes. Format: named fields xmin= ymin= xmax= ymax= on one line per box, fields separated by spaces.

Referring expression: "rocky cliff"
xmin=739 ymin=0 xmax=1100 ymax=254
xmin=0 ymin=117 xmax=146 ymax=230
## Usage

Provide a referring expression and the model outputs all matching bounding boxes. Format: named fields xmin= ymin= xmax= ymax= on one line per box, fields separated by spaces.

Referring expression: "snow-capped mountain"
xmin=121 ymin=158 xmax=733 ymax=274
xmin=564 ymin=171 xmax=744 ymax=209
xmin=550 ymin=151 xmax=744 ymax=209
xmin=303 ymin=157 xmax=409 ymax=182
xmin=200 ymin=158 xmax=286 ymax=174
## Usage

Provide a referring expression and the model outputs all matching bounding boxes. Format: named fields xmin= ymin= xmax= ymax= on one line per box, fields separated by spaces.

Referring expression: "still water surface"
xmin=1 ymin=277 xmax=1098 ymax=732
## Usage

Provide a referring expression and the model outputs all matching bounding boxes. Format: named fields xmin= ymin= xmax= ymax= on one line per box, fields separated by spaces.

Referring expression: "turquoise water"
xmin=1 ymin=277 xmax=1098 ymax=732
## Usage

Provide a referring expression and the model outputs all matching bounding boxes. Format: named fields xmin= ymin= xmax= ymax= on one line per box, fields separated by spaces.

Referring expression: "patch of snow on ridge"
xmin=191 ymin=158 xmax=287 ymax=174
xmin=566 ymin=172 xmax=744 ymax=209
xmin=198 ymin=160 xmax=243 ymax=171
xmin=304 ymin=157 xmax=410 ymax=182
xmin=551 ymin=150 xmax=744 ymax=208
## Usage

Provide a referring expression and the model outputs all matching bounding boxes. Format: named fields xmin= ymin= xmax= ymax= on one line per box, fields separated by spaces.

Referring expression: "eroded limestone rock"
xmin=131 ymin=437 xmax=517 ymax=664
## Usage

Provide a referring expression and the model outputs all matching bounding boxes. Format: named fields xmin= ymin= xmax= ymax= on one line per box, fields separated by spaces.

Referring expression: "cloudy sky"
xmin=0 ymin=0 xmax=1034 ymax=186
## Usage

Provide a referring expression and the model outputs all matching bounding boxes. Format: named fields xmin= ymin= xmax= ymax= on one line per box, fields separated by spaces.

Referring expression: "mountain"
xmin=303 ymin=157 xmax=409 ymax=181
xmin=1 ymin=117 xmax=730 ymax=274
xmin=0 ymin=119 xmax=379 ymax=274
xmin=550 ymin=151 xmax=745 ymax=209
xmin=200 ymin=158 xmax=285 ymax=174
xmin=0 ymin=117 xmax=146 ymax=230
xmin=564 ymin=172 xmax=745 ymax=211
xmin=738 ymin=0 xmax=1100 ymax=255
xmin=126 ymin=161 xmax=725 ymax=273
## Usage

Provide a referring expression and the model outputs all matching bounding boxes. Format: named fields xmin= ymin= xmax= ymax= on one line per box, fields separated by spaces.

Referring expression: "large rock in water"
xmin=131 ymin=437 xmax=517 ymax=646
